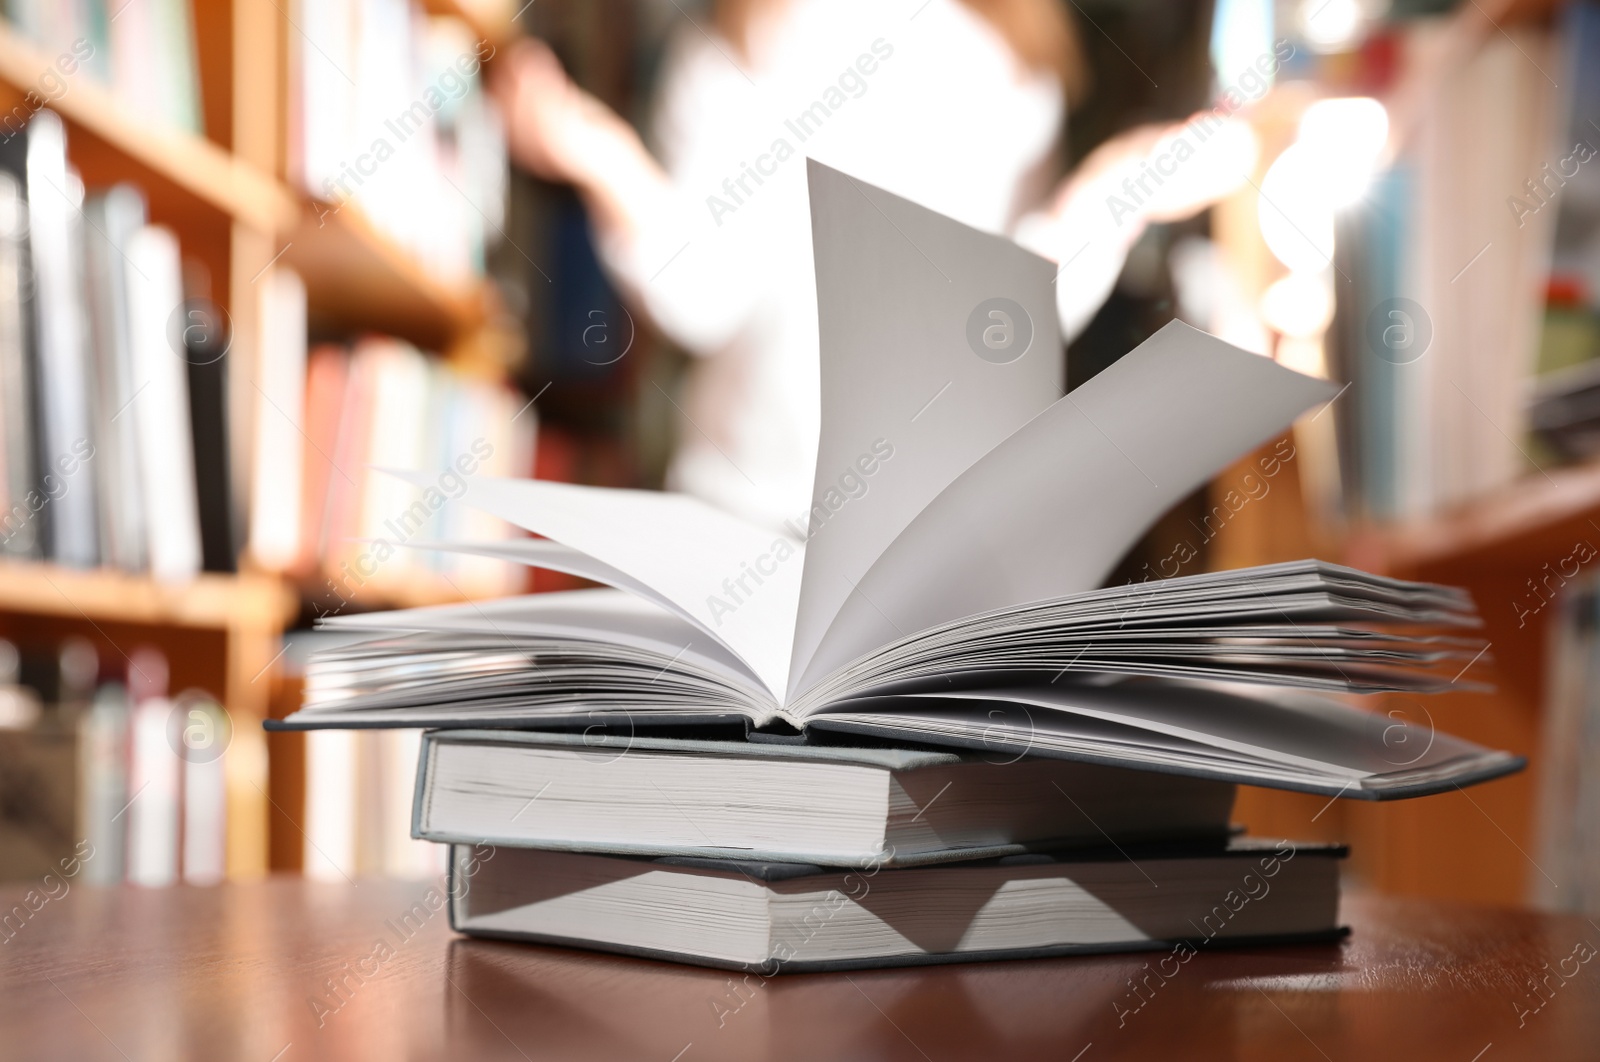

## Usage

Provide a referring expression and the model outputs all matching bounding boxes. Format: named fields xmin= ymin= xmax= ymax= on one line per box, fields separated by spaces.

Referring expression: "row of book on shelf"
xmin=0 ymin=108 xmax=251 ymax=579
xmin=301 ymin=721 xmax=444 ymax=882
xmin=1322 ymin=5 xmax=1600 ymax=522
xmin=0 ymin=635 xmax=224 ymax=888
xmin=268 ymin=338 xmax=536 ymax=605
xmin=3 ymin=0 xmax=203 ymax=134
xmin=1526 ymin=4 xmax=1600 ymax=467
xmin=2 ymin=0 xmax=510 ymax=279
xmin=0 ymin=103 xmax=536 ymax=590
xmin=290 ymin=0 xmax=508 ymax=283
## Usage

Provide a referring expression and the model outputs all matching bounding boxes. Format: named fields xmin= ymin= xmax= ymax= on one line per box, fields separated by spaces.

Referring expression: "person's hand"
xmin=492 ymin=38 xmax=634 ymax=187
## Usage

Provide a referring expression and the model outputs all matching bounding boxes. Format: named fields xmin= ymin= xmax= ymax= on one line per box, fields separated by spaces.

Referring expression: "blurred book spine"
xmin=23 ymin=111 xmax=98 ymax=566
xmin=180 ymin=261 xmax=237 ymax=574
xmin=247 ymin=270 xmax=309 ymax=571
xmin=125 ymin=648 xmax=178 ymax=886
xmin=303 ymin=725 xmax=442 ymax=882
xmin=289 ymin=0 xmax=507 ymax=282
xmin=77 ymin=678 xmax=128 ymax=884
xmin=83 ymin=185 xmax=150 ymax=572
xmin=178 ymin=694 xmax=227 ymax=884
xmin=0 ymin=169 xmax=35 ymax=559
xmin=1534 ymin=576 xmax=1600 ymax=914
xmin=126 ymin=223 xmax=202 ymax=580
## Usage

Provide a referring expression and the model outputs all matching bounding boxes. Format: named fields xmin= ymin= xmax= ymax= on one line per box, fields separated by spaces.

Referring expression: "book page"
xmin=901 ymin=681 xmax=1500 ymax=782
xmin=379 ymin=473 xmax=801 ymax=699
xmin=789 ymin=160 xmax=1061 ymax=698
xmin=809 ymin=680 xmax=1518 ymax=794
xmin=316 ymin=588 xmax=764 ymax=695
xmin=398 ymin=538 xmax=709 ymax=639
xmin=794 ymin=321 xmax=1340 ymax=695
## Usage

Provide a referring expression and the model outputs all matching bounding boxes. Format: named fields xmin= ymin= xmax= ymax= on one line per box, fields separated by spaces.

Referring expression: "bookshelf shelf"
xmin=284 ymin=201 xmax=487 ymax=351
xmin=0 ymin=26 xmax=297 ymax=234
xmin=1345 ymin=460 xmax=1600 ymax=577
xmin=0 ymin=562 xmax=297 ymax=631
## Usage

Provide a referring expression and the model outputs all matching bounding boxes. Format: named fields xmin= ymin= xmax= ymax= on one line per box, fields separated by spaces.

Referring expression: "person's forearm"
xmin=1016 ymin=113 xmax=1256 ymax=341
xmin=562 ymin=111 xmax=674 ymax=250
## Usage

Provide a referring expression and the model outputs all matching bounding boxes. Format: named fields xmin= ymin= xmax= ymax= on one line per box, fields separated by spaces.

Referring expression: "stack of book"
xmin=409 ymin=730 xmax=1353 ymax=970
xmin=274 ymin=162 xmax=1521 ymax=970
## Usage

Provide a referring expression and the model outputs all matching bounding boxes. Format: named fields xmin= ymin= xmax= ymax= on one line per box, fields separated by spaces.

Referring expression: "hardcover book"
xmin=412 ymin=729 xmax=1239 ymax=865
xmin=445 ymin=838 xmax=1346 ymax=972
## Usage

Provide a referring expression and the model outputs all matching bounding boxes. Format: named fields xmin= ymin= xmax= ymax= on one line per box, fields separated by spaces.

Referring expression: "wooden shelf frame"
xmin=285 ymin=200 xmax=487 ymax=352
xmin=0 ymin=563 xmax=296 ymax=632
xmin=422 ymin=0 xmax=520 ymax=47
xmin=1346 ymin=459 xmax=1600 ymax=577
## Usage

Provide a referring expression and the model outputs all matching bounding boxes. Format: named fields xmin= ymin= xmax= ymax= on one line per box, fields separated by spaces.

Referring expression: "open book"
xmin=273 ymin=161 xmax=1520 ymax=799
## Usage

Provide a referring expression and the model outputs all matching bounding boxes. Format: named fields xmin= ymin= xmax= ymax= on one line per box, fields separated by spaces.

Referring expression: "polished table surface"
xmin=3 ymin=879 xmax=1599 ymax=1061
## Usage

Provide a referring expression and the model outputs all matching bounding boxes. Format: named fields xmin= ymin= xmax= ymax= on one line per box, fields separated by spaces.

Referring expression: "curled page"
xmin=381 ymin=473 xmax=802 ymax=700
xmin=393 ymin=538 xmax=766 ymax=688
xmin=793 ymin=321 xmax=1340 ymax=696
xmin=398 ymin=537 xmax=691 ymax=628
xmin=789 ymin=160 xmax=1061 ymax=698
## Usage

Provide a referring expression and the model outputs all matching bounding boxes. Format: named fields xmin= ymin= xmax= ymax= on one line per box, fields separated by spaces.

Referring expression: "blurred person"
xmin=497 ymin=0 xmax=1254 ymax=529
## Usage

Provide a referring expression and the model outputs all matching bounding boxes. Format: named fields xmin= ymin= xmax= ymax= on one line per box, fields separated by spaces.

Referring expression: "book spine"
xmin=246 ymin=269 xmax=307 ymax=570
xmin=411 ymin=729 xmax=434 ymax=841
xmin=0 ymin=170 xmax=37 ymax=559
xmin=126 ymin=224 xmax=202 ymax=582
xmin=185 ymin=329 xmax=237 ymax=572
xmin=82 ymin=187 xmax=149 ymax=572
xmin=180 ymin=696 xmax=228 ymax=884
xmin=26 ymin=112 xmax=99 ymax=567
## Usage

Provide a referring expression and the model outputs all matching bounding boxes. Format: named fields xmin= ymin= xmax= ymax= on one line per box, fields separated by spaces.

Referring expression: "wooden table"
xmin=3 ymin=880 xmax=1598 ymax=1061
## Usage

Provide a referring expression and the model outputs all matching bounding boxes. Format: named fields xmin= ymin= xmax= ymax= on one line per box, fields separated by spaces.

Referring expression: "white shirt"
xmin=596 ymin=0 xmax=1132 ymax=529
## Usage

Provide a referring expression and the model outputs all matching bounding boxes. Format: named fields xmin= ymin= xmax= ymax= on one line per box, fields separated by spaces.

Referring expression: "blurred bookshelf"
xmin=1201 ymin=0 xmax=1592 ymax=907
xmin=0 ymin=0 xmax=530 ymax=883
